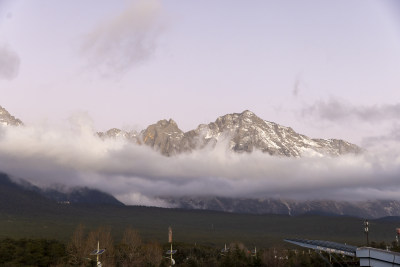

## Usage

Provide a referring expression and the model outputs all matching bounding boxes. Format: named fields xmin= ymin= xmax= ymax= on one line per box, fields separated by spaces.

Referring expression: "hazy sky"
xmin=1 ymin=1 xmax=400 ymax=205
xmin=1 ymin=0 xmax=399 ymax=145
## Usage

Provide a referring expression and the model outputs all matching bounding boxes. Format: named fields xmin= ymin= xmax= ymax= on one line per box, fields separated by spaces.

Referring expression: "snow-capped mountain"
xmin=99 ymin=110 xmax=361 ymax=157
xmin=1 ymin=105 xmax=359 ymax=157
xmin=0 ymin=105 xmax=23 ymax=126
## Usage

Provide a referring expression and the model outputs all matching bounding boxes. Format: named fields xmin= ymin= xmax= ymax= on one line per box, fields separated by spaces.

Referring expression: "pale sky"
xmin=1 ymin=0 xmax=400 ymax=145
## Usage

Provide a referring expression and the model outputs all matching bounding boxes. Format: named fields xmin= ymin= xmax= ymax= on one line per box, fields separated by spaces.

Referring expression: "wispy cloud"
xmin=0 ymin=43 xmax=20 ymax=80
xmin=361 ymin=123 xmax=400 ymax=148
xmin=1 ymin=117 xmax=400 ymax=206
xmin=292 ymin=73 xmax=307 ymax=97
xmin=301 ymin=98 xmax=400 ymax=123
xmin=80 ymin=0 xmax=164 ymax=77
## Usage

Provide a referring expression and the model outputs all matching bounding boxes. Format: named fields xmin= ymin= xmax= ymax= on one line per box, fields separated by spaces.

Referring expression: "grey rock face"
xmin=99 ymin=110 xmax=361 ymax=157
xmin=141 ymin=119 xmax=187 ymax=156
xmin=0 ymin=105 xmax=23 ymax=126
xmin=186 ymin=110 xmax=361 ymax=156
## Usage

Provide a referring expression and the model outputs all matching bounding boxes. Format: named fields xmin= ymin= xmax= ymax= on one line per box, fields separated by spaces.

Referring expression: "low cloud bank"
xmin=0 ymin=120 xmax=399 ymax=206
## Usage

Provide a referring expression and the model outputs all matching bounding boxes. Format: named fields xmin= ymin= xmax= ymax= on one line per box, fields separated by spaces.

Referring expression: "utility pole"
xmin=396 ymin=228 xmax=400 ymax=248
xmin=89 ymin=241 xmax=105 ymax=267
xmin=364 ymin=219 xmax=369 ymax=246
xmin=166 ymin=226 xmax=176 ymax=266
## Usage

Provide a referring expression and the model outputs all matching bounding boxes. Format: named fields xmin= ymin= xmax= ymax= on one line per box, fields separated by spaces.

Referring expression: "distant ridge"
xmin=2 ymin=171 xmax=400 ymax=219
xmin=163 ymin=196 xmax=400 ymax=219
xmin=0 ymin=172 xmax=124 ymax=208
xmin=0 ymin=172 xmax=57 ymax=214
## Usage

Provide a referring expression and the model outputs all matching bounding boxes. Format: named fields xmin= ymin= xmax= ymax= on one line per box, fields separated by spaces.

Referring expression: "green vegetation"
xmin=0 ymin=238 xmax=65 ymax=266
xmin=4 ymin=233 xmax=399 ymax=266
xmin=1 ymin=204 xmax=399 ymax=248
xmin=2 ymin=215 xmax=400 ymax=266
xmin=1 ymin=186 xmax=400 ymax=266
xmin=0 ymin=231 xmax=357 ymax=266
xmin=2 ymin=171 xmax=399 ymax=249
xmin=1 ymin=170 xmax=399 ymax=265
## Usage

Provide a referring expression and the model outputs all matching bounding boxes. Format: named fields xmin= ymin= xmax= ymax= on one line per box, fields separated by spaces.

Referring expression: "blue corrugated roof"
xmin=284 ymin=238 xmax=357 ymax=256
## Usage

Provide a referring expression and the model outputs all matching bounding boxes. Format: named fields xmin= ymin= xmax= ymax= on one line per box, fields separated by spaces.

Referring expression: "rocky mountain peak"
xmin=214 ymin=110 xmax=264 ymax=131
xmin=99 ymin=110 xmax=361 ymax=157
xmin=0 ymin=105 xmax=23 ymax=126
xmin=141 ymin=118 xmax=185 ymax=156
xmin=104 ymin=128 xmax=124 ymax=137
xmin=241 ymin=110 xmax=255 ymax=116
xmin=155 ymin=118 xmax=178 ymax=128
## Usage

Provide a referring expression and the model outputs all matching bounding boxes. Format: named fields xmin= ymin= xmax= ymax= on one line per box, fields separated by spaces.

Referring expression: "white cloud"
xmin=0 ymin=118 xmax=400 ymax=206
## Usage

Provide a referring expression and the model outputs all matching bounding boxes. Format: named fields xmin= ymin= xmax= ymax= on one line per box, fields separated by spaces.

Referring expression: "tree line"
xmin=0 ymin=224 xmax=369 ymax=266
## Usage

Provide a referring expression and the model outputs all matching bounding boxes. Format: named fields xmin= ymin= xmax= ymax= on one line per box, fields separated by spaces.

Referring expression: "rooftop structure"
xmin=357 ymin=247 xmax=400 ymax=267
xmin=284 ymin=238 xmax=357 ymax=257
xmin=285 ymin=238 xmax=400 ymax=267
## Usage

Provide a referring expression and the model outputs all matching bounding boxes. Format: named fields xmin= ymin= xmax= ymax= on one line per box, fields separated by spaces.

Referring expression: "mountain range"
xmin=0 ymin=105 xmax=361 ymax=157
xmin=2 ymin=170 xmax=400 ymax=219
xmin=98 ymin=110 xmax=361 ymax=157
xmin=163 ymin=196 xmax=400 ymax=219
xmin=0 ymin=172 xmax=123 ymax=211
